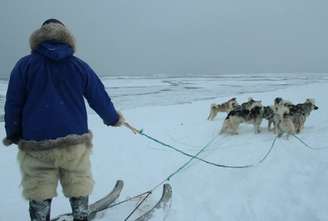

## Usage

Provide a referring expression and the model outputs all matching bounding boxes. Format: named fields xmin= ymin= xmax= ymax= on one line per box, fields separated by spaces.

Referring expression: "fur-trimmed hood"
xmin=29 ymin=23 xmax=76 ymax=52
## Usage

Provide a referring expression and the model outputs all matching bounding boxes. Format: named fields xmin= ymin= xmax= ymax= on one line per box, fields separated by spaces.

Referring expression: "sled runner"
xmin=51 ymin=181 xmax=172 ymax=221
xmin=51 ymin=180 xmax=123 ymax=221
xmin=134 ymin=183 xmax=172 ymax=221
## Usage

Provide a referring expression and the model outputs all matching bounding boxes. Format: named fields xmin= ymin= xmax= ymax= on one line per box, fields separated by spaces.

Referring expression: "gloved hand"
xmin=113 ymin=111 xmax=125 ymax=127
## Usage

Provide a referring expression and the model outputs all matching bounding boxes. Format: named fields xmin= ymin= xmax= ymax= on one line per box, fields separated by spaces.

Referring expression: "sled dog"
xmin=220 ymin=106 xmax=264 ymax=135
xmin=262 ymin=106 xmax=275 ymax=131
xmin=272 ymin=104 xmax=296 ymax=137
xmin=285 ymin=98 xmax=318 ymax=133
xmin=207 ymin=97 xmax=239 ymax=120
xmin=240 ymin=97 xmax=262 ymax=110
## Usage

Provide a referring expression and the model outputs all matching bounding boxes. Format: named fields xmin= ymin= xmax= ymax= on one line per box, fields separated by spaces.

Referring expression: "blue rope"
xmin=150 ymin=132 xmax=220 ymax=191
xmin=292 ymin=134 xmax=328 ymax=150
xmin=122 ymin=125 xmax=326 ymax=220
xmin=122 ymin=129 xmax=278 ymax=221
xmin=140 ymin=130 xmax=278 ymax=169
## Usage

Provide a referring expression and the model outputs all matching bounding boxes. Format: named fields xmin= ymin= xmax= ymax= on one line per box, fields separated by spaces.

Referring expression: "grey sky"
xmin=1 ymin=0 xmax=328 ymax=78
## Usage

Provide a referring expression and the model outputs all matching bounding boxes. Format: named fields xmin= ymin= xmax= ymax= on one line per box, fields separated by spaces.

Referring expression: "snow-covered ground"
xmin=0 ymin=73 xmax=328 ymax=221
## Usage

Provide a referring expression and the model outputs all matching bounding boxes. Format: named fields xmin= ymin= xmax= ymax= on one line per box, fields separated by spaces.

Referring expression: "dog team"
xmin=208 ymin=97 xmax=318 ymax=137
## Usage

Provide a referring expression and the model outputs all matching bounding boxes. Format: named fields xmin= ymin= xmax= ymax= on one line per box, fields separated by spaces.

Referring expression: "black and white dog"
xmin=220 ymin=105 xmax=264 ymax=135
xmin=272 ymin=97 xmax=318 ymax=135
xmin=285 ymin=99 xmax=318 ymax=133
xmin=240 ymin=97 xmax=262 ymax=110
xmin=262 ymin=106 xmax=275 ymax=130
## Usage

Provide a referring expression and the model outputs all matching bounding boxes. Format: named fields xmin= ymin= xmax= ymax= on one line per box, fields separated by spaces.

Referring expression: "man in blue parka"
xmin=3 ymin=19 xmax=124 ymax=221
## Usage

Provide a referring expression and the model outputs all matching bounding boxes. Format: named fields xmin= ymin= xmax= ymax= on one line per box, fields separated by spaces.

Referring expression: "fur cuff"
xmin=2 ymin=137 xmax=13 ymax=146
xmin=30 ymin=23 xmax=76 ymax=51
xmin=18 ymin=132 xmax=93 ymax=151
xmin=112 ymin=111 xmax=125 ymax=127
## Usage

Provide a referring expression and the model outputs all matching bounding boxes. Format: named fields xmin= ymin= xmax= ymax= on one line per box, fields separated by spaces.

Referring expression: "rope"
xmin=150 ymin=133 xmax=220 ymax=192
xmin=119 ymin=122 xmax=279 ymax=220
xmin=124 ymin=192 xmax=152 ymax=221
xmin=94 ymin=191 xmax=151 ymax=214
xmin=124 ymin=133 xmax=278 ymax=220
xmin=141 ymin=131 xmax=278 ymax=169
xmin=123 ymin=122 xmax=278 ymax=168
xmin=123 ymin=133 xmax=220 ymax=220
xmin=108 ymin=191 xmax=150 ymax=209
xmin=117 ymin=122 xmax=328 ymax=220
xmin=292 ymin=134 xmax=328 ymax=150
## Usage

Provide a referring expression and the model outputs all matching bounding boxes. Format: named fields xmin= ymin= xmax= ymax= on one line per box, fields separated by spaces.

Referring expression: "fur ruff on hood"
xmin=16 ymin=132 xmax=93 ymax=151
xmin=29 ymin=23 xmax=76 ymax=52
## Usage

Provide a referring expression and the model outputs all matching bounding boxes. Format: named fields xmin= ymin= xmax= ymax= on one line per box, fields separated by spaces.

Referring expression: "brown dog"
xmin=207 ymin=98 xmax=239 ymax=120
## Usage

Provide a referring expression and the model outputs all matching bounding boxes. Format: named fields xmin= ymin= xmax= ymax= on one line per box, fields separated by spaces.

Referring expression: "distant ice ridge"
xmin=0 ymin=73 xmax=327 ymax=118
xmin=102 ymin=73 xmax=328 ymax=110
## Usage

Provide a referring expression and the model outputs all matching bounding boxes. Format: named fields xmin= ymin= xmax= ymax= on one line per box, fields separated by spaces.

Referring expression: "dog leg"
xmin=276 ymin=120 xmax=284 ymax=137
xmin=207 ymin=110 xmax=214 ymax=120
xmin=208 ymin=105 xmax=218 ymax=121
xmin=219 ymin=120 xmax=229 ymax=134
xmin=230 ymin=123 xmax=239 ymax=135
xmin=295 ymin=123 xmax=301 ymax=134
xmin=256 ymin=119 xmax=262 ymax=134
xmin=255 ymin=124 xmax=261 ymax=134
xmin=289 ymin=120 xmax=296 ymax=136
xmin=274 ymin=124 xmax=278 ymax=135
xmin=231 ymin=119 xmax=240 ymax=135
xmin=219 ymin=127 xmax=225 ymax=134
xmin=268 ymin=120 xmax=273 ymax=131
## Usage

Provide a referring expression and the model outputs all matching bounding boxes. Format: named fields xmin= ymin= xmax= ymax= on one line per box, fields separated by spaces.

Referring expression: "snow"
xmin=0 ymin=73 xmax=328 ymax=221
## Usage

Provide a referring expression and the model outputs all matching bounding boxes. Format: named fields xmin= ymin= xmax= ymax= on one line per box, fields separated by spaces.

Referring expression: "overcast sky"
xmin=1 ymin=0 xmax=328 ymax=78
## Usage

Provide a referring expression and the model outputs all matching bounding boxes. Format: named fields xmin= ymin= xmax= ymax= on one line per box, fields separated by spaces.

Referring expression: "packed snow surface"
xmin=0 ymin=73 xmax=327 ymax=221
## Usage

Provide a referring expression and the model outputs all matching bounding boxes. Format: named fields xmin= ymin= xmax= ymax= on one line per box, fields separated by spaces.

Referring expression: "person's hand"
xmin=113 ymin=111 xmax=125 ymax=127
xmin=123 ymin=122 xmax=141 ymax=134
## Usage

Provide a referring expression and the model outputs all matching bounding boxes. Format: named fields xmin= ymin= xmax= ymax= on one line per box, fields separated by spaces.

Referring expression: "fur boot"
xmin=70 ymin=196 xmax=89 ymax=221
xmin=29 ymin=199 xmax=52 ymax=221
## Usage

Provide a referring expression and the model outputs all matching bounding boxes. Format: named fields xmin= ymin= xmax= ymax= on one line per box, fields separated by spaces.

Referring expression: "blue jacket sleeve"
xmin=4 ymin=59 xmax=27 ymax=143
xmin=82 ymin=63 xmax=119 ymax=126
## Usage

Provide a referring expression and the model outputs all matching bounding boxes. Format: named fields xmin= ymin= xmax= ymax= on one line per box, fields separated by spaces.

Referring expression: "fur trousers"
xmin=17 ymin=143 xmax=94 ymax=201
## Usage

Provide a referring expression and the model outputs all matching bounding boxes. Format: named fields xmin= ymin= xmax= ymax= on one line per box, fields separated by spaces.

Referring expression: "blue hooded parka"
xmin=4 ymin=23 xmax=119 ymax=145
